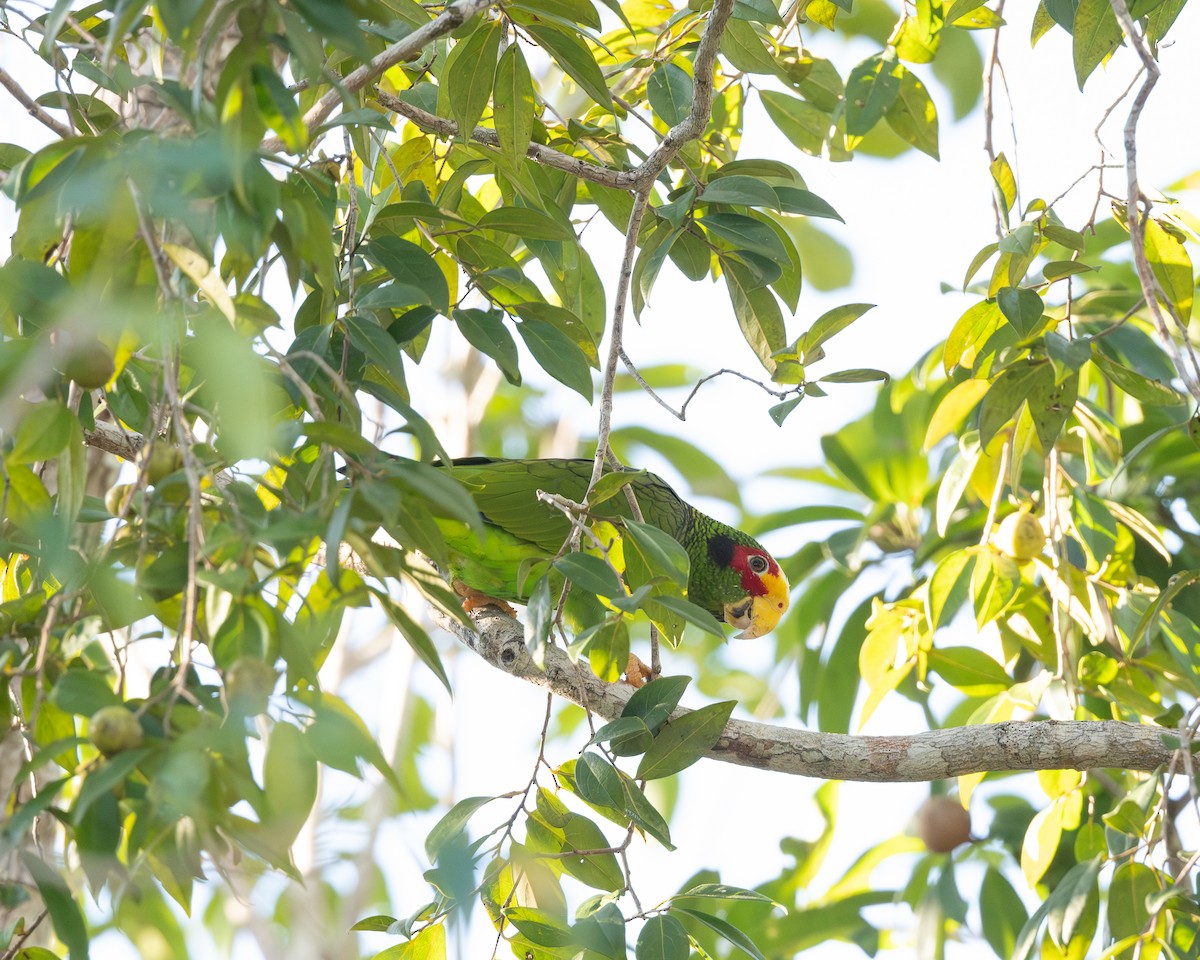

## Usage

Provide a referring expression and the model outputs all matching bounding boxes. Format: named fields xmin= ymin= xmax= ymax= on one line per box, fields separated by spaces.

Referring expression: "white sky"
xmin=3 ymin=7 xmax=1200 ymax=959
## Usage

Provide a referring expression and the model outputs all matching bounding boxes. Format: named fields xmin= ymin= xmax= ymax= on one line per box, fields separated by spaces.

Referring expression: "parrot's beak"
xmin=723 ymin=569 xmax=790 ymax=639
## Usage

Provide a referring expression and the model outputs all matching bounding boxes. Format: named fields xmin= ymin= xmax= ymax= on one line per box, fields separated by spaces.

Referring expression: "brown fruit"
xmin=88 ymin=705 xmax=145 ymax=756
xmin=58 ymin=337 xmax=116 ymax=389
xmin=916 ymin=795 xmax=972 ymax=853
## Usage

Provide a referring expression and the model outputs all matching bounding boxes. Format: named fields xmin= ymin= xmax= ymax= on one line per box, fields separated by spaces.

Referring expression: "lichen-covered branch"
xmin=440 ymin=606 xmax=1175 ymax=781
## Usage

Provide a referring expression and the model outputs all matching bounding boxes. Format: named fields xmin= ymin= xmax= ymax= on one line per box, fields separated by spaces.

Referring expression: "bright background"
xmin=3 ymin=6 xmax=1200 ymax=958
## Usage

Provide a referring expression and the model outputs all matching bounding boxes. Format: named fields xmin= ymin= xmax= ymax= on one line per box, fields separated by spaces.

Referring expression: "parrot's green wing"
xmin=441 ymin=458 xmax=694 ymax=550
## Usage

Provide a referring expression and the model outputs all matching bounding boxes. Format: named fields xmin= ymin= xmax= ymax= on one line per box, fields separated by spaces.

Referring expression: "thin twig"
xmin=260 ymin=0 xmax=497 ymax=153
xmin=619 ymin=351 xmax=800 ymax=421
xmin=373 ymin=89 xmax=639 ymax=189
xmin=1107 ymin=0 xmax=1200 ymax=401
xmin=0 ymin=65 xmax=73 ymax=139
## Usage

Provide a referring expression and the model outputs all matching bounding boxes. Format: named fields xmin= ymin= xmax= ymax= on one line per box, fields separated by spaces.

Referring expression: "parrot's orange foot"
xmin=453 ymin=580 xmax=518 ymax=617
xmin=624 ymin=654 xmax=655 ymax=688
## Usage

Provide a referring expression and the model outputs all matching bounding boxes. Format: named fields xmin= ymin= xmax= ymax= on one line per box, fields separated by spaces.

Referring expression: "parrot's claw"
xmin=624 ymin=653 xmax=655 ymax=688
xmin=453 ymin=580 xmax=518 ymax=618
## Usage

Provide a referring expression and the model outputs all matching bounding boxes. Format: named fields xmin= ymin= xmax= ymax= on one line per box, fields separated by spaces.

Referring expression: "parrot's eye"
xmin=748 ymin=554 xmax=769 ymax=574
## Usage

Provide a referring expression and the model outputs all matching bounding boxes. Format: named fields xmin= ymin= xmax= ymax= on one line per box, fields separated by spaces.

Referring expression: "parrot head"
xmin=700 ymin=533 xmax=790 ymax=639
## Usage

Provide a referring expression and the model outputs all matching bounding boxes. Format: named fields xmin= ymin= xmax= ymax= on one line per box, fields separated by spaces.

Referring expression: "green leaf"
xmin=648 ymin=595 xmax=726 ymax=639
xmin=701 ymin=175 xmax=780 ymax=209
xmin=724 ymin=259 xmax=787 ymax=373
xmin=636 ymin=700 xmax=735 ymax=779
xmin=996 ymin=286 xmax=1043 ymax=337
xmin=262 ymin=722 xmax=318 ymax=848
xmin=9 ymin=401 xmax=75 ymax=464
xmin=1104 ymin=864 xmax=1152 ymax=945
xmin=622 ymin=517 xmax=690 ymax=590
xmin=526 ymin=24 xmax=613 ymax=109
xmin=49 ymin=669 xmax=119 ymax=716
xmin=636 ymin=914 xmax=690 ymax=960
xmin=574 ymin=751 xmax=627 ymax=810
xmin=773 ymin=186 xmax=843 ymax=221
xmin=675 ymin=907 xmax=767 ymax=960
xmin=622 ymin=675 xmax=690 ymax=730
xmin=454 ymin=308 xmax=521 ymax=385
xmin=927 ymin=646 xmax=1010 ymax=695
xmin=760 ymin=90 xmax=830 ymax=157
xmin=990 ymin=153 xmax=1017 ymax=217
xmin=425 ymin=796 xmax=496 ymax=861
xmin=560 ymin=815 xmax=625 ymax=890
xmin=366 ymin=236 xmax=450 ymax=311
xmin=554 ymin=552 xmax=625 ymax=598
xmin=477 ymin=206 xmax=575 ymax=242
xmin=818 ymin=368 xmax=890 ymax=384
xmin=20 ymin=852 xmax=89 ymax=959
xmin=926 ymin=549 xmax=975 ymax=632
xmin=672 ymin=882 xmax=778 ymax=905
xmin=1144 ymin=217 xmax=1193 ymax=323
xmin=446 ymin=20 xmax=502 ymax=135
xmin=845 ymin=51 xmax=901 ymax=137
xmin=884 ymin=64 xmax=939 ymax=159
xmin=801 ymin=302 xmax=874 ymax=358
xmin=1091 ymin=352 xmax=1187 ymax=405
xmin=504 ymin=907 xmax=574 ymax=947
xmin=1072 ymin=0 xmax=1122 ymax=88
xmin=494 ymin=44 xmax=536 ymax=168
xmin=720 ymin=19 xmax=785 ymax=75
xmin=769 ymin=396 xmax=803 ymax=426
xmin=1042 ymin=259 xmax=1096 ymax=281
xmin=345 ymin=313 xmax=407 ymax=386
xmin=647 ymin=63 xmax=693 ymax=127
xmin=702 ymin=213 xmax=788 ymax=259
xmin=981 ymin=868 xmax=1028 ymax=958
xmin=515 ymin=319 xmax=594 ymax=401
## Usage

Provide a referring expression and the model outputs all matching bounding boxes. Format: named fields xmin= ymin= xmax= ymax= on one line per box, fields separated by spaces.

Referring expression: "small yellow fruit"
xmin=995 ymin=509 xmax=1046 ymax=563
xmin=916 ymin=795 xmax=972 ymax=853
xmin=88 ymin=705 xmax=145 ymax=756
xmin=105 ymin=482 xmax=136 ymax=516
xmin=141 ymin=443 xmax=183 ymax=485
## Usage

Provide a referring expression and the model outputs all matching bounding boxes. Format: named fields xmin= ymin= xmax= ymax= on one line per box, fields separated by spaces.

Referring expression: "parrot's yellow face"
xmin=721 ymin=546 xmax=790 ymax=639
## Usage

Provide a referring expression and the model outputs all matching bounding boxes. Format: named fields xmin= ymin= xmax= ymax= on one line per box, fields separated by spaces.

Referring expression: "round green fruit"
xmin=59 ymin=338 xmax=116 ymax=389
xmin=995 ymin=509 xmax=1046 ymax=563
xmin=105 ymin=482 xmax=136 ymax=517
xmin=142 ymin=444 xmax=183 ymax=485
xmin=89 ymin=705 xmax=145 ymax=756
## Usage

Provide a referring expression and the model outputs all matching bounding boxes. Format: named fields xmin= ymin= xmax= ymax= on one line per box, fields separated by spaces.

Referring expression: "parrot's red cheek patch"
xmin=729 ymin=544 xmax=780 ymax=596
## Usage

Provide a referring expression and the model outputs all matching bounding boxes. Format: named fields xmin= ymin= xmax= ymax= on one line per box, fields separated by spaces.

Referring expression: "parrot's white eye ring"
xmin=748 ymin=554 xmax=769 ymax=574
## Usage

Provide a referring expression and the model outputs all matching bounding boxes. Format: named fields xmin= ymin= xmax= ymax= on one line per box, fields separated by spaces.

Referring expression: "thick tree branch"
xmin=260 ymin=0 xmax=495 ymax=154
xmin=439 ymin=606 xmax=1176 ymax=780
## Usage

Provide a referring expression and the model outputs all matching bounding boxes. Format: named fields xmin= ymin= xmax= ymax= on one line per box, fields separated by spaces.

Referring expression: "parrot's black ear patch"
xmin=707 ymin=533 xmax=735 ymax=568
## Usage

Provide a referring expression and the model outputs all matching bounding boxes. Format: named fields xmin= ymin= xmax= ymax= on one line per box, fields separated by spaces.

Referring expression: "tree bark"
xmin=439 ymin=605 xmax=1176 ymax=781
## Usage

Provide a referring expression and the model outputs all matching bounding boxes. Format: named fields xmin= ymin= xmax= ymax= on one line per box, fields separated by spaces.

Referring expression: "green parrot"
xmin=433 ymin=458 xmax=790 ymax=641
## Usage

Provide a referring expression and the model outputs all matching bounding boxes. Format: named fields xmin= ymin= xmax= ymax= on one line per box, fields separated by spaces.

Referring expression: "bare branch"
xmin=0 ymin=65 xmax=73 ymax=140
xmin=82 ymin=421 xmax=145 ymax=461
xmin=1108 ymin=0 xmax=1200 ymax=401
xmin=440 ymin=606 xmax=1175 ymax=780
xmin=260 ymin=0 xmax=496 ymax=154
